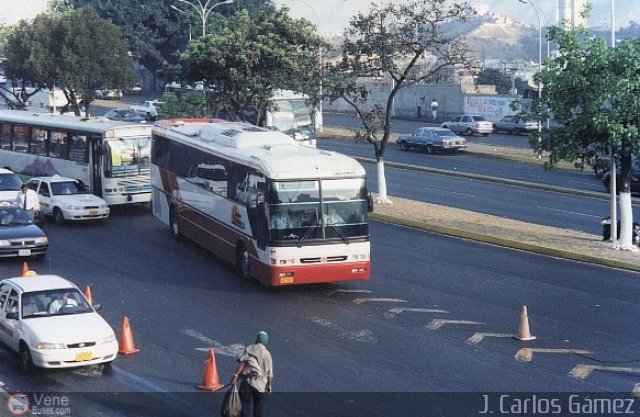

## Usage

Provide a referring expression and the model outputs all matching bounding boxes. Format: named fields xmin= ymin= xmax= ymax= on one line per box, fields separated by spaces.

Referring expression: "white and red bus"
xmin=150 ymin=118 xmax=372 ymax=286
xmin=0 ymin=110 xmax=152 ymax=205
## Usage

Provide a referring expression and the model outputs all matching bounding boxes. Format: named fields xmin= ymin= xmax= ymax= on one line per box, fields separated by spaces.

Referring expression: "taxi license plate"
xmin=75 ymin=351 xmax=93 ymax=362
xmin=18 ymin=249 xmax=31 ymax=256
xmin=89 ymin=210 xmax=98 ymax=216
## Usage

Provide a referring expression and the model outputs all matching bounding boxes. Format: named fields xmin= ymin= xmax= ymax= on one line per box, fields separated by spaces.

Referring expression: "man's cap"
xmin=256 ymin=331 xmax=268 ymax=345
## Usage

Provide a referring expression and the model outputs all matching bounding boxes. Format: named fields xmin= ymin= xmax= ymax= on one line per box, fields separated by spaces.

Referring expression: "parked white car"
xmin=129 ymin=100 xmax=161 ymax=120
xmin=26 ymin=176 xmax=110 ymax=225
xmin=0 ymin=168 xmax=22 ymax=203
xmin=0 ymin=274 xmax=118 ymax=370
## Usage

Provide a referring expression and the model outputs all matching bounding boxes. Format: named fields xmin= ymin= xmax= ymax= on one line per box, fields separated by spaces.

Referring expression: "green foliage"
xmin=538 ymin=25 xmax=640 ymax=192
xmin=176 ymin=8 xmax=325 ymax=123
xmin=157 ymin=91 xmax=206 ymax=118
xmin=2 ymin=8 xmax=135 ymax=114
xmin=475 ymin=68 xmax=512 ymax=94
xmin=323 ymin=0 xmax=475 ymax=160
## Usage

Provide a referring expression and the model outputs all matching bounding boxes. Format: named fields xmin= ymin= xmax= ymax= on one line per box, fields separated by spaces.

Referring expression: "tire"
xmin=170 ymin=210 xmax=181 ymax=241
xmin=20 ymin=343 xmax=35 ymax=373
xmin=399 ymin=141 xmax=409 ymax=151
xmin=465 ymin=128 xmax=474 ymax=136
xmin=235 ymin=245 xmax=250 ymax=280
xmin=425 ymin=144 xmax=434 ymax=154
xmin=53 ymin=208 xmax=65 ymax=225
xmin=482 ymin=133 xmax=489 ymax=137
xmin=514 ymin=128 xmax=522 ymax=135
xmin=493 ymin=125 xmax=498 ymax=134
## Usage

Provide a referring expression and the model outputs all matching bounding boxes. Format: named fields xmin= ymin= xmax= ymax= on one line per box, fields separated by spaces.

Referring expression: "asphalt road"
xmin=0 ymin=206 xmax=638 ymax=416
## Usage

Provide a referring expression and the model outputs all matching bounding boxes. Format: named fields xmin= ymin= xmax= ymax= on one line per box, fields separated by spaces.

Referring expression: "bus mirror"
xmin=367 ymin=193 xmax=374 ymax=213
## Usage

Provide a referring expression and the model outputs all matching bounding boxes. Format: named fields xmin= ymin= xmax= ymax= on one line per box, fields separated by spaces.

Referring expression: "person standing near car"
xmin=230 ymin=331 xmax=273 ymax=417
xmin=14 ymin=184 xmax=39 ymax=220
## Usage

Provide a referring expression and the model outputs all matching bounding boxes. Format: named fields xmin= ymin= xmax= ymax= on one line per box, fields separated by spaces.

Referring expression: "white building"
xmin=558 ymin=0 xmax=588 ymax=28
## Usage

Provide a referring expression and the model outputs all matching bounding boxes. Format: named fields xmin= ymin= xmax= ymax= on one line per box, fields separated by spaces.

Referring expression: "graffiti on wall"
xmin=463 ymin=96 xmax=520 ymax=121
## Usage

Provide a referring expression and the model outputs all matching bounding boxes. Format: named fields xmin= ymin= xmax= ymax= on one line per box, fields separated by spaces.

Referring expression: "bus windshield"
xmin=105 ymin=137 xmax=151 ymax=178
xmin=267 ymin=178 xmax=368 ymax=242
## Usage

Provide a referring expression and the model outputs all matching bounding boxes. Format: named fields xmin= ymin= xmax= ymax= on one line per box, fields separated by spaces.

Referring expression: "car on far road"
xmin=0 ymin=168 xmax=22 ymax=203
xmin=103 ymin=109 xmax=146 ymax=123
xmin=0 ymin=202 xmax=48 ymax=258
xmin=129 ymin=100 xmax=160 ymax=120
xmin=441 ymin=114 xmax=493 ymax=136
xmin=95 ymin=89 xmax=123 ymax=100
xmin=602 ymin=157 xmax=640 ymax=195
xmin=130 ymin=83 xmax=143 ymax=94
xmin=26 ymin=176 xmax=110 ymax=225
xmin=492 ymin=116 xmax=540 ymax=135
xmin=0 ymin=274 xmax=118 ymax=371
xmin=397 ymin=127 xmax=467 ymax=154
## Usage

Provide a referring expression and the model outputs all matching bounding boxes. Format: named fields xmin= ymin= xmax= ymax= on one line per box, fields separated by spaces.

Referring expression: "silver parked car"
xmin=441 ymin=114 xmax=493 ymax=136
xmin=492 ymin=116 xmax=540 ymax=135
xmin=397 ymin=127 xmax=467 ymax=154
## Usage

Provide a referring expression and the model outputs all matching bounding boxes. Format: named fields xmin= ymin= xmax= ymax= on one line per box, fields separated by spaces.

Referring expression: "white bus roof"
xmin=0 ymin=110 xmax=151 ymax=137
xmin=153 ymin=119 xmax=365 ymax=180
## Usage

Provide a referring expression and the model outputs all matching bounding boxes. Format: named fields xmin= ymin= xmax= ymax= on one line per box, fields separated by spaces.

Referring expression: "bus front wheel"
xmin=235 ymin=245 xmax=250 ymax=280
xmin=170 ymin=210 xmax=181 ymax=241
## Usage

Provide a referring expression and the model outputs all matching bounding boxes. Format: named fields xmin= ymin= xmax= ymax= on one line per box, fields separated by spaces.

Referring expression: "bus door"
xmin=90 ymin=138 xmax=103 ymax=197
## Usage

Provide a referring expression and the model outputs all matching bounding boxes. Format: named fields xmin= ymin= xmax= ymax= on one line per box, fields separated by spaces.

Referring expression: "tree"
xmin=177 ymin=8 xmax=325 ymax=123
xmin=323 ymin=0 xmax=475 ymax=204
xmin=2 ymin=8 xmax=136 ymax=115
xmin=475 ymin=67 xmax=512 ymax=94
xmin=536 ymin=25 xmax=640 ymax=249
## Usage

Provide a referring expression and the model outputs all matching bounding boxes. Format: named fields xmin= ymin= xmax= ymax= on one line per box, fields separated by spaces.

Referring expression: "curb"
xmin=370 ymin=212 xmax=640 ymax=272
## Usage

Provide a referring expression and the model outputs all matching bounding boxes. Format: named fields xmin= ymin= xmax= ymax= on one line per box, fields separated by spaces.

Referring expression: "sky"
xmin=2 ymin=0 xmax=637 ymax=33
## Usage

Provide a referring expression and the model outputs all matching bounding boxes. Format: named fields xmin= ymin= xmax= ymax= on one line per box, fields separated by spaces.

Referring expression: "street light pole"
xmin=519 ymin=0 xmax=543 ymax=155
xmin=176 ymin=0 xmax=234 ymax=37
xmin=170 ymin=5 xmax=193 ymax=41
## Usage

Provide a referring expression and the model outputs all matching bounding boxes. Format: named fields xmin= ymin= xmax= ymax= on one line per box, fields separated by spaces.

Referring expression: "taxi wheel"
xmin=53 ymin=208 xmax=65 ymax=225
xmin=235 ymin=245 xmax=250 ymax=280
xmin=20 ymin=344 xmax=35 ymax=372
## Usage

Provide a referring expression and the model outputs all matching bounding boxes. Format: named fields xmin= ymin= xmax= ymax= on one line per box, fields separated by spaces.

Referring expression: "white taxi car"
xmin=26 ymin=176 xmax=110 ymax=225
xmin=0 ymin=274 xmax=118 ymax=370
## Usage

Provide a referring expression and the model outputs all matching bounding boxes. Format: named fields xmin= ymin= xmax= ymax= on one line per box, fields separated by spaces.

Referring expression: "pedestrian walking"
xmin=14 ymin=184 xmax=39 ymax=220
xmin=430 ymin=98 xmax=439 ymax=121
xmin=230 ymin=331 xmax=273 ymax=417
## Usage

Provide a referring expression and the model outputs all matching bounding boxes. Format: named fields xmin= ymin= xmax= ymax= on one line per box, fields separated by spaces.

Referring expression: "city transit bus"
xmin=0 ymin=110 xmax=152 ymax=205
xmin=150 ymin=118 xmax=372 ymax=286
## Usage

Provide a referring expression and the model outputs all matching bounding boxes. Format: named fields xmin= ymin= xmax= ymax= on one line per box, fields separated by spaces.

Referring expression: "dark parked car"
xmin=0 ymin=203 xmax=48 ymax=258
xmin=103 ymin=109 xmax=146 ymax=123
xmin=602 ymin=159 xmax=640 ymax=194
xmin=397 ymin=127 xmax=467 ymax=154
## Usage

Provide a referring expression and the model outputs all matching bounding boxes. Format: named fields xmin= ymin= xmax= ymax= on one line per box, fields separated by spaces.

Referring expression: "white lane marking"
xmin=184 ymin=329 xmax=245 ymax=357
xmin=310 ymin=317 xmax=377 ymax=343
xmin=535 ymin=206 xmax=601 ymax=218
xmin=515 ymin=348 xmax=592 ymax=362
xmin=384 ymin=307 xmax=449 ymax=318
xmin=424 ymin=187 xmax=477 ymax=197
xmin=326 ymin=289 xmax=373 ymax=296
xmin=426 ymin=319 xmax=484 ymax=330
xmin=466 ymin=332 xmax=514 ymax=345
xmin=353 ymin=297 xmax=408 ymax=305
xmin=569 ymin=364 xmax=640 ymax=380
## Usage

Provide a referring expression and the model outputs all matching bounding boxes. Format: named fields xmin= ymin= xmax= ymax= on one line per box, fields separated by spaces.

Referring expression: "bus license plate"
xmin=89 ymin=210 xmax=98 ymax=216
xmin=75 ymin=351 xmax=93 ymax=362
xmin=18 ymin=249 xmax=31 ymax=256
xmin=279 ymin=277 xmax=294 ymax=285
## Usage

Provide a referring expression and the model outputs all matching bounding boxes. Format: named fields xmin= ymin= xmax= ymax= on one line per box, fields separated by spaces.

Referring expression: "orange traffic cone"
xmin=21 ymin=262 xmax=29 ymax=277
xmin=514 ymin=305 xmax=536 ymax=341
xmin=198 ymin=348 xmax=224 ymax=391
xmin=118 ymin=316 xmax=140 ymax=355
xmin=83 ymin=285 xmax=94 ymax=305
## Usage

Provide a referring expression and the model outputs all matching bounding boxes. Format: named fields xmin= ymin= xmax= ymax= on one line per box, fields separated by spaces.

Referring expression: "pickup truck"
xmin=129 ymin=100 xmax=160 ymax=120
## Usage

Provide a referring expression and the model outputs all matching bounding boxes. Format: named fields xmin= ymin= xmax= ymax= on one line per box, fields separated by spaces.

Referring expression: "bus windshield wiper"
xmin=298 ymin=214 xmax=320 ymax=247
xmin=329 ymin=224 xmax=349 ymax=245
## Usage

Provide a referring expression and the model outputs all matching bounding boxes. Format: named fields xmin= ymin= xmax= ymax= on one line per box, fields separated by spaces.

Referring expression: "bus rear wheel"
xmin=235 ymin=245 xmax=250 ymax=280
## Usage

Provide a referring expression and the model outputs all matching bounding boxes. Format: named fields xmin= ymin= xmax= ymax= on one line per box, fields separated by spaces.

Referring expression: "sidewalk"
xmin=318 ymin=126 xmax=640 ymax=272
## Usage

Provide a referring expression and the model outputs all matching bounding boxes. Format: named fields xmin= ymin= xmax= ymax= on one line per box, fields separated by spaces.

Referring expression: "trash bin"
xmin=634 ymin=223 xmax=640 ymax=247
xmin=601 ymin=216 xmax=621 ymax=241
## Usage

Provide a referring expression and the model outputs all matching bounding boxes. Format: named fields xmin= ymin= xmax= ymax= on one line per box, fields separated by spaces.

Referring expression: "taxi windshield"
xmin=21 ymin=289 xmax=92 ymax=318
